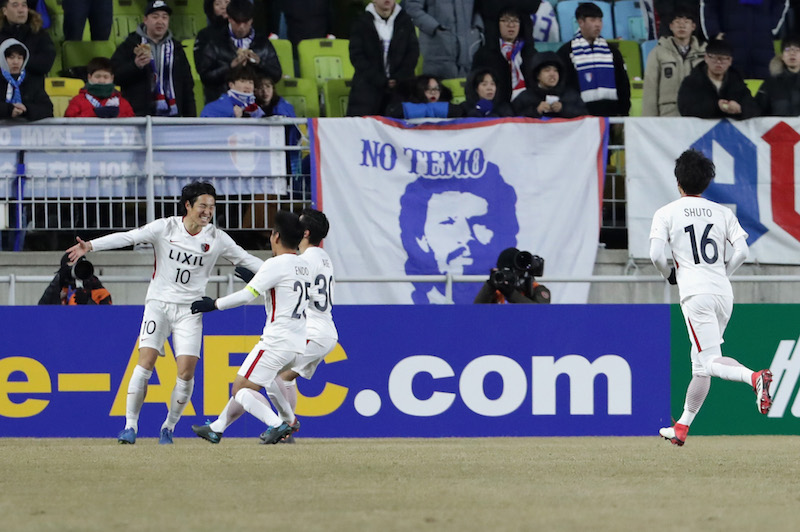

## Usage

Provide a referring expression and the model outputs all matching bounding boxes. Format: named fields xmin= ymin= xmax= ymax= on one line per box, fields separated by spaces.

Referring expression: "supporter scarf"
xmin=500 ymin=39 xmax=526 ymax=98
xmin=85 ymin=91 xmax=121 ymax=118
xmin=228 ymin=89 xmax=265 ymax=118
xmin=229 ymin=25 xmax=255 ymax=49
xmin=3 ymin=69 xmax=24 ymax=104
xmin=570 ymin=30 xmax=617 ymax=103
xmin=144 ymin=36 xmax=178 ymax=116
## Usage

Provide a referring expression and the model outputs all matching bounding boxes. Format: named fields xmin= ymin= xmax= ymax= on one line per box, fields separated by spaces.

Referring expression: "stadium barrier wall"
xmin=1 ymin=304 xmax=671 ymax=438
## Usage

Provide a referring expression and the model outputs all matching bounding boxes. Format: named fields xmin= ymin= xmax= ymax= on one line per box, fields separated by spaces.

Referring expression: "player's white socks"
xmin=234 ymin=388 xmax=282 ymax=427
xmin=677 ymin=375 xmax=711 ymax=426
xmin=266 ymin=379 xmax=295 ymax=424
xmin=209 ymin=397 xmax=245 ymax=433
xmin=162 ymin=377 xmax=194 ymax=431
xmin=280 ymin=377 xmax=298 ymax=412
xmin=125 ymin=365 xmax=152 ymax=432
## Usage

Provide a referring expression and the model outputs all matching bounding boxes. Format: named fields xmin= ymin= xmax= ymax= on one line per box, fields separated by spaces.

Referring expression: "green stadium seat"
xmin=277 ymin=77 xmax=320 ymax=117
xmin=746 ymin=79 xmax=764 ymax=97
xmin=111 ymin=15 xmax=142 ymax=45
xmin=62 ymin=40 xmax=117 ymax=74
xmin=45 ymin=77 xmax=85 ymax=117
xmin=297 ymin=38 xmax=354 ymax=90
xmin=171 ymin=0 xmax=206 ymax=16
xmin=272 ymin=38 xmax=295 ymax=79
xmin=181 ymin=39 xmax=206 ymax=107
xmin=322 ymin=78 xmax=351 ymax=117
xmin=113 ymin=0 xmax=146 ymax=15
xmin=170 ymin=14 xmax=207 ymax=42
xmin=629 ymin=79 xmax=643 ymax=116
xmin=441 ymin=77 xmax=467 ymax=105
xmin=609 ymin=39 xmax=642 ymax=81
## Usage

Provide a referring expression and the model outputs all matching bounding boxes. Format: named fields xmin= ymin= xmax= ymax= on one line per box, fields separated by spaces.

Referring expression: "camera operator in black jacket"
xmin=474 ymin=247 xmax=551 ymax=304
xmin=38 ymin=253 xmax=112 ymax=306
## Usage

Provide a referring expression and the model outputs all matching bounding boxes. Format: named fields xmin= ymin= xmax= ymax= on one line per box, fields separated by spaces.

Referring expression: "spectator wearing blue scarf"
xmin=0 ymin=38 xmax=51 ymax=120
xmin=201 ymin=64 xmax=266 ymax=117
xmin=386 ymin=75 xmax=465 ymax=118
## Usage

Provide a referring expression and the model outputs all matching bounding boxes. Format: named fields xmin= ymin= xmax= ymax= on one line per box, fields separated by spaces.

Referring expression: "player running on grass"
xmin=649 ymin=149 xmax=772 ymax=446
xmin=192 ymin=208 xmax=338 ymax=444
xmin=190 ymin=210 xmax=310 ymax=444
xmin=66 ymin=182 xmax=264 ymax=445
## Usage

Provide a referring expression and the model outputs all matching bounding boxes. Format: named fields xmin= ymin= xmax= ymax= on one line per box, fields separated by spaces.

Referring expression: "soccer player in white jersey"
xmin=66 ymin=182 xmax=264 ymax=445
xmin=649 ymin=149 xmax=773 ymax=446
xmin=190 ymin=210 xmax=311 ymax=444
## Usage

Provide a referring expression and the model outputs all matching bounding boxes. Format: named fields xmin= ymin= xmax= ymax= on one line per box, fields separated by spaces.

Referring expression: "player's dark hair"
xmin=575 ymin=2 xmax=603 ymax=20
xmin=273 ymin=210 xmax=304 ymax=250
xmin=87 ymin=56 xmax=114 ymax=76
xmin=674 ymin=149 xmax=714 ymax=195
xmin=179 ymin=181 xmax=217 ymax=214
xmin=705 ymin=39 xmax=733 ymax=57
xmin=300 ymin=208 xmax=329 ymax=246
xmin=226 ymin=0 xmax=254 ymax=22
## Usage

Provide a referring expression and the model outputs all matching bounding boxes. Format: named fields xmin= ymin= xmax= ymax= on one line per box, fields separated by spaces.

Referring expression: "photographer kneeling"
xmin=38 ymin=253 xmax=112 ymax=305
xmin=474 ymin=247 xmax=551 ymax=304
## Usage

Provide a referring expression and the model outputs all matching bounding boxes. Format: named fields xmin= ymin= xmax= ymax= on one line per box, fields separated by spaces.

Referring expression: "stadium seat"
xmin=113 ymin=0 xmax=146 ymax=15
xmin=277 ymin=77 xmax=320 ymax=117
xmin=613 ymin=0 xmax=647 ymax=41
xmin=297 ymin=38 xmax=354 ymax=90
xmin=640 ymin=39 xmax=657 ymax=70
xmin=181 ymin=39 xmax=206 ymax=108
xmin=322 ymin=78 xmax=351 ymax=117
xmin=629 ymin=81 xmax=643 ymax=117
xmin=170 ymin=14 xmax=207 ymax=42
xmin=535 ymin=41 xmax=564 ymax=53
xmin=171 ymin=0 xmax=205 ymax=16
xmin=557 ymin=0 xmax=614 ymax=42
xmin=746 ymin=79 xmax=764 ymax=97
xmin=62 ymin=40 xmax=117 ymax=77
xmin=272 ymin=38 xmax=295 ymax=79
xmin=441 ymin=77 xmax=467 ymax=105
xmin=45 ymin=77 xmax=85 ymax=117
xmin=111 ymin=15 xmax=142 ymax=45
xmin=608 ymin=39 xmax=642 ymax=81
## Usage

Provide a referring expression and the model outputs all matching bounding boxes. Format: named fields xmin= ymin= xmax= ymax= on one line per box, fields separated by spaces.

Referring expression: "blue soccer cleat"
xmin=118 ymin=428 xmax=136 ymax=444
xmin=259 ymin=422 xmax=292 ymax=444
xmin=159 ymin=427 xmax=174 ymax=445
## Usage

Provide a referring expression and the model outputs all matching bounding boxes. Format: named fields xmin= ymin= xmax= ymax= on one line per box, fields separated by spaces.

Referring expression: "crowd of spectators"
xmin=2 ymin=0 xmax=800 ymax=122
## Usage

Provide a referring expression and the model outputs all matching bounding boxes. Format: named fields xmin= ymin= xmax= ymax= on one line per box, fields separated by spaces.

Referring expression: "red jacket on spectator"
xmin=65 ymin=87 xmax=135 ymax=118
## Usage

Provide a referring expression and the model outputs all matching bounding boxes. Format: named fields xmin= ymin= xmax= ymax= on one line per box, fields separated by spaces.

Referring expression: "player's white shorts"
xmin=238 ymin=341 xmax=300 ymax=388
xmin=291 ymin=337 xmax=337 ymax=379
xmin=138 ymin=300 xmax=203 ymax=357
xmin=680 ymin=294 xmax=732 ymax=375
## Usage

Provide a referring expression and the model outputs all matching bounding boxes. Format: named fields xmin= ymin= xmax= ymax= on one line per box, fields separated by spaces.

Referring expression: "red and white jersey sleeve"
xmin=302 ymin=246 xmax=338 ymax=341
xmin=650 ymin=196 xmax=748 ymax=301
xmin=90 ymin=216 xmax=262 ymax=305
xmin=248 ymin=253 xmax=310 ymax=353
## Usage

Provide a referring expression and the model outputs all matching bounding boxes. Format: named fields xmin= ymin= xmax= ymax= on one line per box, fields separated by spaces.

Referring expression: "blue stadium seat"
xmin=613 ymin=1 xmax=647 ymax=41
xmin=535 ymin=41 xmax=564 ymax=53
xmin=556 ymin=0 xmax=614 ymax=42
xmin=640 ymin=39 xmax=657 ymax=70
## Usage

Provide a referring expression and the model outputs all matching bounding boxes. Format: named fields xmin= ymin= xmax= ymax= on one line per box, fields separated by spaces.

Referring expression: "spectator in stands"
xmin=476 ymin=0 xmax=540 ymax=42
xmin=756 ymin=35 xmax=800 ymax=115
xmin=0 ymin=0 xmax=55 ymax=98
xmin=700 ymin=0 xmax=789 ymax=80
xmin=65 ymin=57 xmax=135 ymax=118
xmin=461 ymin=68 xmax=513 ymax=117
xmin=404 ymin=0 xmax=483 ymax=79
xmin=253 ymin=74 xmax=302 ymax=179
xmin=471 ymin=6 xmax=536 ymax=104
xmin=204 ymin=0 xmax=230 ymax=28
xmin=195 ymin=0 xmax=282 ymax=105
xmin=63 ymin=0 xmax=112 ymax=41
xmin=201 ymin=64 xmax=265 ymax=117
xmin=513 ymin=51 xmax=587 ymax=118
xmin=346 ymin=0 xmax=419 ymax=117
xmin=110 ymin=0 xmax=196 ymax=117
xmin=280 ymin=0 xmax=335 ymax=48
xmin=642 ymin=8 xmax=706 ymax=117
xmin=0 ymin=38 xmax=52 ymax=120
xmin=386 ymin=74 xmax=465 ymax=118
xmin=557 ymin=2 xmax=630 ymax=117
xmin=678 ymin=39 xmax=760 ymax=119
xmin=654 ymin=1 xmax=702 ymax=39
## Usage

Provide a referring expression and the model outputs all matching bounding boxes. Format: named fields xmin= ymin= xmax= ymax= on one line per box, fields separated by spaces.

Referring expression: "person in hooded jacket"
xmin=0 ymin=38 xmax=51 ymax=120
xmin=513 ymin=51 xmax=587 ymax=118
xmin=385 ymin=74 xmax=465 ymax=119
xmin=756 ymin=34 xmax=800 ymax=116
xmin=471 ymin=5 xmax=536 ymax=105
xmin=346 ymin=0 xmax=419 ymax=116
xmin=461 ymin=67 xmax=514 ymax=117
xmin=0 ymin=0 xmax=54 ymax=100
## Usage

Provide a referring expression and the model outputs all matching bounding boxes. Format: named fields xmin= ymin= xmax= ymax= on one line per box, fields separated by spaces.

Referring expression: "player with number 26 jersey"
xmin=650 ymin=196 xmax=747 ymax=302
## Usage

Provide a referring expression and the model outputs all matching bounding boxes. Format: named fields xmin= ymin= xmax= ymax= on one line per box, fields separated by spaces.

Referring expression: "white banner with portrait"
xmin=626 ymin=117 xmax=800 ymax=264
xmin=310 ymin=116 xmax=608 ymax=304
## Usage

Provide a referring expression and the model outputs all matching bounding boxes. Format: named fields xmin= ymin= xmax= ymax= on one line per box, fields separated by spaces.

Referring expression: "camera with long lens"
xmin=71 ymin=256 xmax=94 ymax=281
xmin=491 ymin=250 xmax=545 ymax=296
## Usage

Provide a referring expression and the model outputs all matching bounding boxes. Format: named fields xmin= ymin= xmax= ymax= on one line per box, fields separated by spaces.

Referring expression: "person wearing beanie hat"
xmin=677 ymin=38 xmax=760 ymax=119
xmin=642 ymin=8 xmax=706 ymax=116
